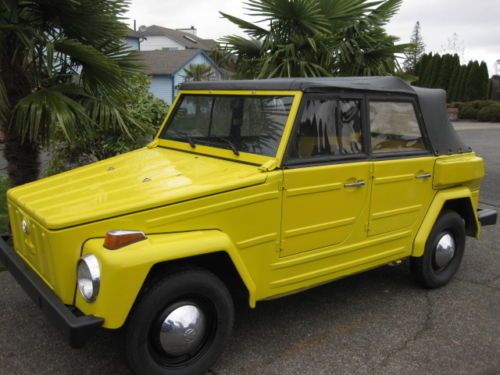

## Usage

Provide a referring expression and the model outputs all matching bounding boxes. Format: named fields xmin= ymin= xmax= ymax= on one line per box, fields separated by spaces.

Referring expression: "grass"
xmin=0 ymin=176 xmax=8 ymax=271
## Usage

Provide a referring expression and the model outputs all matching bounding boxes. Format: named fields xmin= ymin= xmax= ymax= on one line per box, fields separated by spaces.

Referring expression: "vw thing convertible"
xmin=0 ymin=77 xmax=497 ymax=375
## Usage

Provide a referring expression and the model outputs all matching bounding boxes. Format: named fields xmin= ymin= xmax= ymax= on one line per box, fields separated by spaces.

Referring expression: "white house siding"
xmin=125 ymin=37 xmax=140 ymax=51
xmin=172 ymin=54 xmax=222 ymax=99
xmin=141 ymin=36 xmax=184 ymax=51
xmin=149 ymin=76 xmax=174 ymax=104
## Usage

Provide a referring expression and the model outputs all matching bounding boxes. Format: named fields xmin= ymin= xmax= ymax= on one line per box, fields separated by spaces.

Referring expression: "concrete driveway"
xmin=0 ymin=122 xmax=499 ymax=375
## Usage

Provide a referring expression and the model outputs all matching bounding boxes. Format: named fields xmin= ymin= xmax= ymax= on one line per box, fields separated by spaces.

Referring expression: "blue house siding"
xmin=172 ymin=54 xmax=221 ymax=99
xmin=149 ymin=76 xmax=174 ymax=104
xmin=147 ymin=51 xmax=224 ymax=105
xmin=125 ymin=37 xmax=140 ymax=51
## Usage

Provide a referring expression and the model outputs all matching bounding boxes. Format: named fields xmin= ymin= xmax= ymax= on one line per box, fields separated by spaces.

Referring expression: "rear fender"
xmin=413 ymin=187 xmax=480 ymax=257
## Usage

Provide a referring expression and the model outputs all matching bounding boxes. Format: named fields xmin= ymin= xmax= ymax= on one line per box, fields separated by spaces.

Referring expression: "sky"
xmin=125 ymin=0 xmax=500 ymax=76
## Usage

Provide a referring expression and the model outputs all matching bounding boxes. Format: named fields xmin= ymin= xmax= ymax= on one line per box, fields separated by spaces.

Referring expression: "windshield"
xmin=161 ymin=95 xmax=294 ymax=157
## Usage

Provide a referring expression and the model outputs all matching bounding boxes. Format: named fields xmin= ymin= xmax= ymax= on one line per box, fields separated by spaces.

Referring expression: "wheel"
xmin=125 ymin=268 xmax=234 ymax=375
xmin=410 ymin=210 xmax=466 ymax=289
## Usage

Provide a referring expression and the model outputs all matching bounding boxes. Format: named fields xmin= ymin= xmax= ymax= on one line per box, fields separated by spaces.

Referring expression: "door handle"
xmin=344 ymin=180 xmax=366 ymax=188
xmin=415 ymin=173 xmax=432 ymax=179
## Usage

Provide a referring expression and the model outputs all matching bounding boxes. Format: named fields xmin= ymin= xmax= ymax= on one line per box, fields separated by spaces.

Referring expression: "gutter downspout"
xmin=171 ymin=74 xmax=175 ymax=105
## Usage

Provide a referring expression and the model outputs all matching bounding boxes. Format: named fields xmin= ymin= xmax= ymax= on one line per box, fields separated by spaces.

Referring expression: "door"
xmin=280 ymin=95 xmax=370 ymax=257
xmin=367 ymin=100 xmax=435 ymax=237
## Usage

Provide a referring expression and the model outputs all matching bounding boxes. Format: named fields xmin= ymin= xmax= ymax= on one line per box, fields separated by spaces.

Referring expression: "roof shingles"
xmin=125 ymin=27 xmax=141 ymax=38
xmin=139 ymin=49 xmax=203 ymax=75
xmin=142 ymin=25 xmax=215 ymax=51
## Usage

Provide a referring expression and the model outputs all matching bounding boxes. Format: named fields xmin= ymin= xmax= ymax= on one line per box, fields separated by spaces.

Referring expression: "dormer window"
xmin=183 ymin=35 xmax=197 ymax=43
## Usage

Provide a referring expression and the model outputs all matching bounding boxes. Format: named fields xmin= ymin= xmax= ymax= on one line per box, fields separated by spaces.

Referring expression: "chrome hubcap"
xmin=159 ymin=304 xmax=206 ymax=356
xmin=160 ymin=304 xmax=206 ymax=356
xmin=434 ymin=233 xmax=456 ymax=269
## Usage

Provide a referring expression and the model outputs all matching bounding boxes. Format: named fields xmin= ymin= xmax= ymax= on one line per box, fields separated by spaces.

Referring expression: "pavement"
xmin=0 ymin=122 xmax=499 ymax=375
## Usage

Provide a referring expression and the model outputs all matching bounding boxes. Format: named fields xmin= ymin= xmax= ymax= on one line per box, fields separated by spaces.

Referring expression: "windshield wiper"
xmin=175 ymin=135 xmax=196 ymax=149
xmin=211 ymin=136 xmax=240 ymax=156
xmin=174 ymin=135 xmax=239 ymax=156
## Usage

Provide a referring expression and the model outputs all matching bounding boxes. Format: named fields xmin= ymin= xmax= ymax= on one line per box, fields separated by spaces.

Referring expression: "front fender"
xmin=75 ymin=230 xmax=256 ymax=329
xmin=412 ymin=187 xmax=479 ymax=257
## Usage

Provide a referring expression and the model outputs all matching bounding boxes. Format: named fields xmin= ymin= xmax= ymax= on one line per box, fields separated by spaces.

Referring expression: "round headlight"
xmin=77 ymin=254 xmax=100 ymax=303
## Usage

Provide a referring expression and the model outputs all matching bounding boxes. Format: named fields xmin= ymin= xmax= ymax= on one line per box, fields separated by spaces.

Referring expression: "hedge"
xmin=453 ymin=101 xmax=500 ymax=122
xmin=477 ymin=103 xmax=500 ymax=122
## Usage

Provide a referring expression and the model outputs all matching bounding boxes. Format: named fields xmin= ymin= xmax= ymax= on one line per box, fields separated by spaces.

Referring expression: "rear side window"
xmin=369 ymin=101 xmax=426 ymax=154
xmin=288 ymin=98 xmax=364 ymax=161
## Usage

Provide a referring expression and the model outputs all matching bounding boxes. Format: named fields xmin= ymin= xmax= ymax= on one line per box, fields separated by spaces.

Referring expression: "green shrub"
xmin=45 ymin=74 xmax=168 ymax=175
xmin=477 ymin=103 xmax=500 ymax=122
xmin=471 ymin=100 xmax=496 ymax=110
xmin=458 ymin=103 xmax=479 ymax=119
xmin=455 ymin=100 xmax=500 ymax=121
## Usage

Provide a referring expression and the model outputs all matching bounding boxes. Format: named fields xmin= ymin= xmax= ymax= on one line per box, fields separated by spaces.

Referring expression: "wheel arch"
xmin=142 ymin=251 xmax=253 ymax=308
xmin=132 ymin=230 xmax=258 ymax=312
xmin=442 ymin=198 xmax=478 ymax=237
xmin=413 ymin=187 xmax=479 ymax=257
xmin=77 ymin=230 xmax=257 ymax=330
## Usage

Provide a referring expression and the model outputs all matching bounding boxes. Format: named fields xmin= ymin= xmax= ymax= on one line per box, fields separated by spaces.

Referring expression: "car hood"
xmin=8 ymin=147 xmax=267 ymax=230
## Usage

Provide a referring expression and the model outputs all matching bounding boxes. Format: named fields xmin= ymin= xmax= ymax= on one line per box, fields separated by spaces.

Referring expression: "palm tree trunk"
xmin=4 ymin=128 xmax=40 ymax=186
xmin=1 ymin=64 xmax=40 ymax=187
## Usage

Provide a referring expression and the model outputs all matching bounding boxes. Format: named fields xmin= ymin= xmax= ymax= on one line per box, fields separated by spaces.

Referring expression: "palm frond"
xmin=33 ymin=0 xmax=130 ymax=47
xmin=209 ymin=47 xmax=237 ymax=73
xmin=258 ymin=40 xmax=332 ymax=78
xmin=220 ymin=35 xmax=263 ymax=58
xmin=183 ymin=64 xmax=215 ymax=81
xmin=244 ymin=0 xmax=331 ymax=35
xmin=10 ymin=86 xmax=91 ymax=144
xmin=81 ymin=96 xmax=141 ymax=138
xmin=219 ymin=12 xmax=269 ymax=39
xmin=1 ymin=0 xmax=146 ymax=185
xmin=318 ymin=0 xmax=382 ymax=30
xmin=220 ymin=0 xmax=405 ymax=78
xmin=366 ymin=0 xmax=402 ymax=27
xmin=54 ymin=38 xmax=121 ymax=82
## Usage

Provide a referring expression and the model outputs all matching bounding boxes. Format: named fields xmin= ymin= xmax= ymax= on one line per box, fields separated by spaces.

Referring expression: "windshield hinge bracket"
xmin=147 ymin=139 xmax=159 ymax=149
xmin=258 ymin=160 xmax=278 ymax=172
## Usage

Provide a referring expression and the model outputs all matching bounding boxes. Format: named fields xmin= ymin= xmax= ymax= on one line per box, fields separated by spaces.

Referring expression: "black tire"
xmin=125 ymin=268 xmax=234 ymax=375
xmin=410 ymin=209 xmax=466 ymax=289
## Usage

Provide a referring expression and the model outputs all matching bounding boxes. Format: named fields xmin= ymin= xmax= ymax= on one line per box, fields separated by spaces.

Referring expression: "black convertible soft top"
xmin=181 ymin=77 xmax=469 ymax=155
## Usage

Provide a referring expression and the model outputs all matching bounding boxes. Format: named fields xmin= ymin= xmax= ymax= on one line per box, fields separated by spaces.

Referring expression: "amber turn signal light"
xmin=104 ymin=230 xmax=147 ymax=250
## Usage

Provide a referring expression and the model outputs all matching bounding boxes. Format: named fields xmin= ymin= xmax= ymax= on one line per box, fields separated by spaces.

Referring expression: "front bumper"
xmin=478 ymin=208 xmax=497 ymax=227
xmin=0 ymin=236 xmax=103 ymax=348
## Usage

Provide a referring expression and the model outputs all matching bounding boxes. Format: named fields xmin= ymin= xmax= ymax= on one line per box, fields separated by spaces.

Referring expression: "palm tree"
xmin=183 ymin=64 xmax=215 ymax=82
xmin=220 ymin=0 xmax=410 ymax=78
xmin=209 ymin=47 xmax=237 ymax=77
xmin=0 ymin=0 xmax=141 ymax=186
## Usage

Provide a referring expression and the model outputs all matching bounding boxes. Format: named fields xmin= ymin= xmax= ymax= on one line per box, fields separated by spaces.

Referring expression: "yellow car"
xmin=0 ymin=77 xmax=497 ymax=375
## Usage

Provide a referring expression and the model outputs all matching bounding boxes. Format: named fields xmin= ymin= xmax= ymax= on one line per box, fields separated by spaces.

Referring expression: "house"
xmin=124 ymin=27 xmax=141 ymax=51
xmin=491 ymin=76 xmax=500 ymax=100
xmin=122 ymin=24 xmax=224 ymax=104
xmin=139 ymin=49 xmax=223 ymax=104
xmin=140 ymin=25 xmax=216 ymax=52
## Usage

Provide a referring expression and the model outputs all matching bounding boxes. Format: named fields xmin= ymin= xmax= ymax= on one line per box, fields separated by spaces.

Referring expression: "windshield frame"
xmin=156 ymin=90 xmax=303 ymax=166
